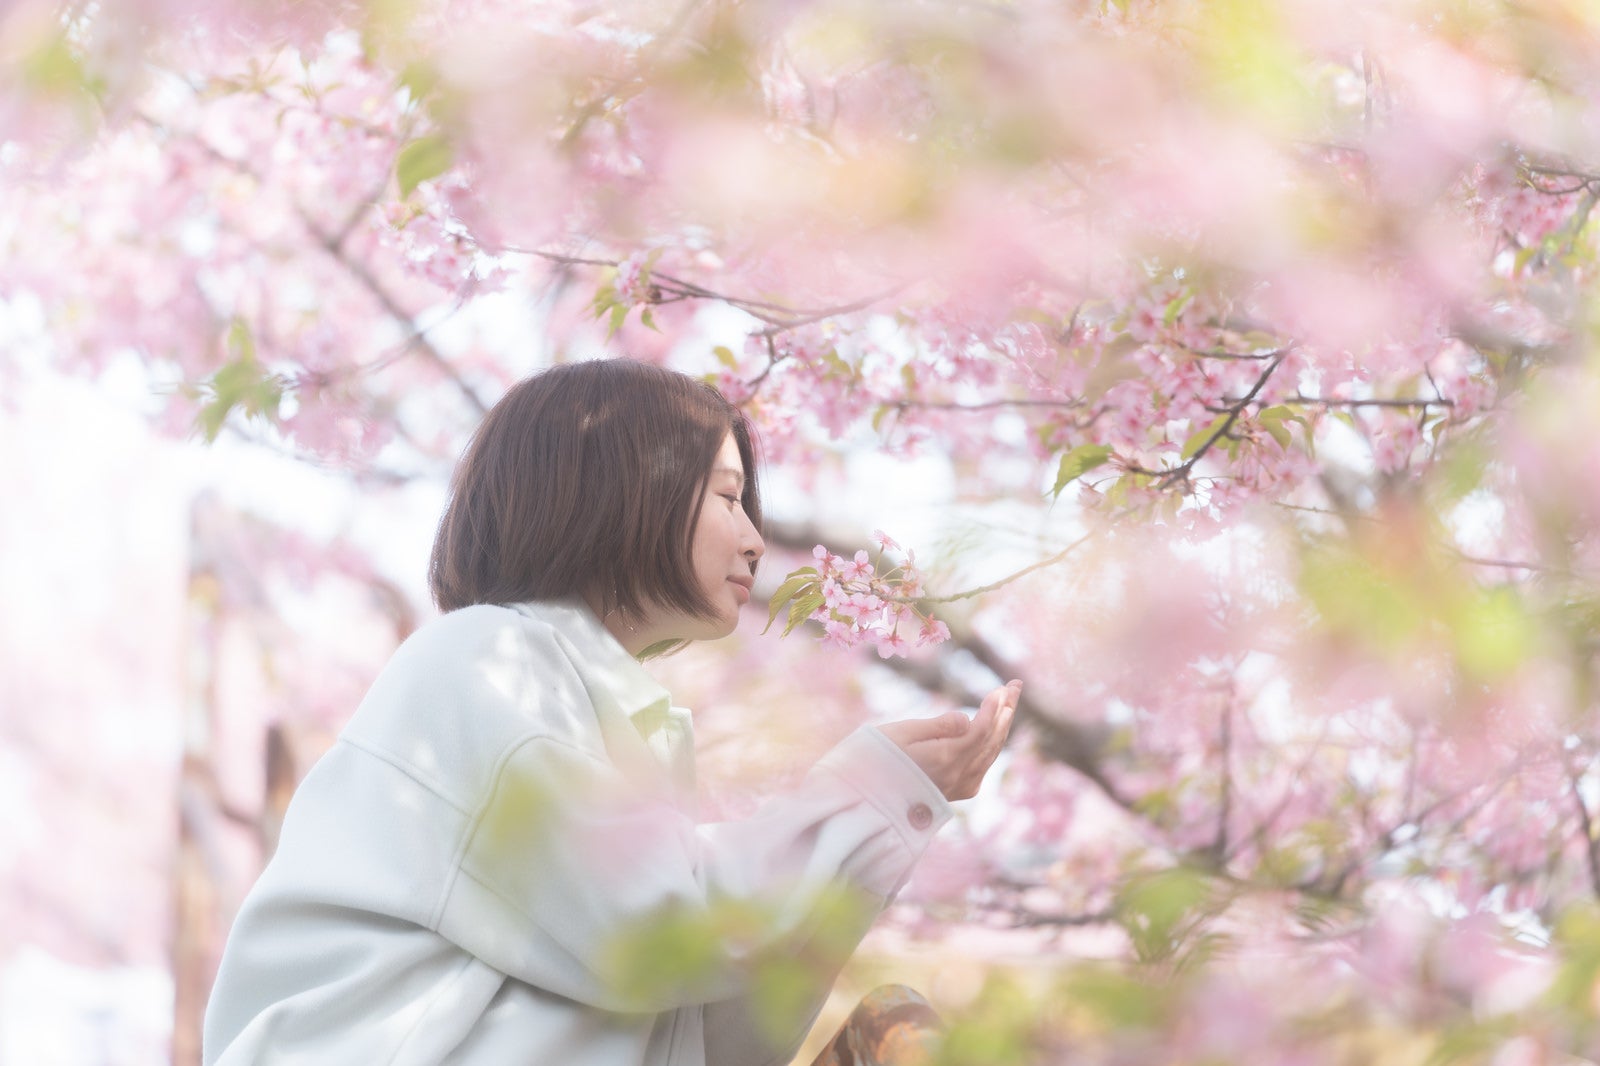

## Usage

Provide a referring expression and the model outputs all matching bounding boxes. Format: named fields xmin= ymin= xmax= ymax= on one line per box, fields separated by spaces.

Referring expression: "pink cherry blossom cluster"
xmin=812 ymin=537 xmax=953 ymax=657
xmin=767 ymin=533 xmax=950 ymax=659
xmin=1468 ymin=163 xmax=1589 ymax=254
xmin=612 ymin=252 xmax=656 ymax=307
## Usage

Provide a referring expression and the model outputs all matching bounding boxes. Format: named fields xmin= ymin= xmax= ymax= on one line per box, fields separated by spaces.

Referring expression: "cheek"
xmin=691 ymin=518 xmax=726 ymax=574
xmin=694 ymin=515 xmax=737 ymax=582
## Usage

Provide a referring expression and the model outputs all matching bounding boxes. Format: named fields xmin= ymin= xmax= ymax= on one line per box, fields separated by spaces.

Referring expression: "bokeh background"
xmin=11 ymin=0 xmax=1600 ymax=1062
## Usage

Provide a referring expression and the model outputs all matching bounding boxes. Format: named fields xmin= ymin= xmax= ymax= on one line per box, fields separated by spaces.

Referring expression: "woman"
xmin=203 ymin=359 xmax=1018 ymax=1065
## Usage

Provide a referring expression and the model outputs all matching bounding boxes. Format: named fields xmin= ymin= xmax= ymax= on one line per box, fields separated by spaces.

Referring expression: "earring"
xmin=606 ymin=597 xmax=637 ymax=634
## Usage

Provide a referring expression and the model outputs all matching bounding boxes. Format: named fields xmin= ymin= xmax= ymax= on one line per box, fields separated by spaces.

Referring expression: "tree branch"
xmin=762 ymin=520 xmax=1129 ymax=808
xmin=1273 ymin=394 xmax=1455 ymax=410
xmin=521 ymin=247 xmax=907 ymax=333
xmin=1211 ymin=684 xmax=1234 ymax=867
xmin=305 ymin=219 xmax=490 ymax=415
xmin=1126 ymin=352 xmax=1287 ymax=487
xmin=138 ymin=109 xmax=492 ymax=416
xmin=907 ymin=531 xmax=1099 ymax=605
xmin=891 ymin=397 xmax=1088 ymax=414
xmin=1570 ymin=760 xmax=1600 ymax=901
xmin=558 ymin=0 xmax=708 ymax=148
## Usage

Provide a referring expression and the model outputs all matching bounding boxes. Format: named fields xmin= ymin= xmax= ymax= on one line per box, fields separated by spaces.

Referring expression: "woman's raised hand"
xmin=877 ymin=680 xmax=1021 ymax=802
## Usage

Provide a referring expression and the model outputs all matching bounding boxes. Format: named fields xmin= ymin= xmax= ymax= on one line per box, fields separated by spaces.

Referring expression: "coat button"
xmin=908 ymin=803 xmax=933 ymax=831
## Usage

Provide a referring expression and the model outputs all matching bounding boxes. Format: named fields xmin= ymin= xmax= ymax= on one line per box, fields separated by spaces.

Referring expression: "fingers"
xmin=973 ymin=680 xmax=1021 ymax=771
xmin=879 ymin=681 xmax=1022 ymax=802
xmin=884 ymin=710 xmax=970 ymax=747
xmin=943 ymin=681 xmax=1023 ymax=800
xmin=971 ymin=679 xmax=1021 ymax=739
xmin=997 ymin=679 xmax=1020 ymax=740
xmin=972 ymin=683 xmax=1004 ymax=728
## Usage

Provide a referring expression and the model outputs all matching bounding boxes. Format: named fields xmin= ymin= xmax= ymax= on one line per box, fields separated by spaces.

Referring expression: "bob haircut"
xmin=429 ymin=359 xmax=763 ymax=628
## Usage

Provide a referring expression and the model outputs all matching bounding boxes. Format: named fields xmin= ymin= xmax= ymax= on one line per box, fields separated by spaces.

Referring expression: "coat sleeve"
xmin=433 ymin=722 xmax=951 ymax=1018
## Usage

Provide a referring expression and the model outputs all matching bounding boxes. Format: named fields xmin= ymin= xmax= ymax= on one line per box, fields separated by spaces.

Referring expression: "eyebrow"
xmin=711 ymin=464 xmax=746 ymax=489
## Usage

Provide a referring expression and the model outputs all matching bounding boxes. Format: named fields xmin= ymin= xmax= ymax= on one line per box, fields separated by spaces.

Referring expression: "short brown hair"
xmin=429 ymin=359 xmax=763 ymax=622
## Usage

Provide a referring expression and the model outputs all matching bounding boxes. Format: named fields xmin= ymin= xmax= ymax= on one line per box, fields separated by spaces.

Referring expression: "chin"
xmin=674 ymin=612 xmax=737 ymax=647
xmin=705 ymin=607 xmax=741 ymax=640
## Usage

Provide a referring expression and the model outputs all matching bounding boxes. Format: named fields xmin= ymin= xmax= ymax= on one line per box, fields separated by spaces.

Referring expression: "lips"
xmin=728 ymin=576 xmax=753 ymax=604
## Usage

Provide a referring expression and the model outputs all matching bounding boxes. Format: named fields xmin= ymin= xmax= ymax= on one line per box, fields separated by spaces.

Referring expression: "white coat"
xmin=202 ymin=599 xmax=951 ymax=1065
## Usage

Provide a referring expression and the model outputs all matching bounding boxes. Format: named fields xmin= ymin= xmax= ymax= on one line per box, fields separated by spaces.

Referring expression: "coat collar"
xmin=508 ymin=598 xmax=671 ymax=723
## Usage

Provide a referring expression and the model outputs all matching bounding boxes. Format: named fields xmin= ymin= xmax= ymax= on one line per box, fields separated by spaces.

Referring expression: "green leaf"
xmin=1427 ymin=1020 xmax=1517 ymax=1066
xmin=932 ymin=971 xmax=1042 ymax=1066
xmin=1451 ymin=587 xmax=1534 ymax=683
xmin=746 ymin=957 xmax=825 ymax=1046
xmin=1062 ymin=966 xmax=1165 ymax=1030
xmin=1087 ymin=339 xmax=1141 ymax=395
xmin=196 ymin=400 xmax=230 ymax=443
xmin=193 ymin=321 xmax=283 ymax=443
xmin=225 ymin=317 xmax=256 ymax=363
xmin=783 ymin=591 xmax=825 ymax=636
xmin=1133 ymin=786 xmax=1175 ymax=820
xmin=1550 ymin=905 xmax=1600 ymax=1013
xmin=763 ymin=571 xmax=818 ymax=633
xmin=712 ymin=345 xmax=738 ymax=369
xmin=397 ymin=59 xmax=440 ymax=104
xmin=1240 ymin=329 xmax=1281 ymax=352
xmin=1256 ymin=404 xmax=1295 ymax=449
xmin=607 ymin=302 xmax=628 ymax=337
xmin=1115 ymin=867 xmax=1216 ymax=965
xmin=1050 ymin=444 xmax=1114 ymax=497
xmin=1299 ymin=544 xmax=1426 ymax=652
xmin=820 ymin=347 xmax=853 ymax=378
xmin=1437 ymin=435 xmax=1488 ymax=500
xmin=362 ymin=0 xmax=421 ymax=59
xmin=1180 ymin=414 xmax=1229 ymax=461
xmin=639 ymin=308 xmax=658 ymax=332
xmin=395 ymin=134 xmax=452 ymax=198
xmin=23 ymin=31 xmax=94 ymax=98
xmin=1265 ymin=405 xmax=1309 ymax=431
xmin=1100 ymin=333 xmax=1141 ymax=360
xmin=1162 ymin=289 xmax=1192 ymax=327
xmin=601 ymin=899 xmax=766 ymax=1008
xmin=590 ymin=280 xmax=618 ymax=318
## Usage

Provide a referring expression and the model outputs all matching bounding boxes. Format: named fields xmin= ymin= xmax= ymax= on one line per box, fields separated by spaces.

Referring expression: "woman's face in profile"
xmin=682 ymin=431 xmax=764 ymax=637
xmin=614 ymin=432 xmax=765 ymax=652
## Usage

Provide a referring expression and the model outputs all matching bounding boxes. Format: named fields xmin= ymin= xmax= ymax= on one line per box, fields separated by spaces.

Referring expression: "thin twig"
xmin=519 ymin=248 xmax=907 ymax=331
xmin=893 ymin=397 xmax=1087 ymax=413
xmin=1180 ymin=345 xmax=1282 ymax=362
xmin=906 ymin=530 xmax=1100 ymax=605
xmin=1569 ymin=760 xmax=1600 ymax=901
xmin=1126 ymin=353 xmax=1286 ymax=487
xmin=306 ymin=220 xmax=489 ymax=414
xmin=1212 ymin=683 xmax=1234 ymax=866
xmin=1448 ymin=551 xmax=1549 ymax=573
xmin=557 ymin=0 xmax=707 ymax=148
xmin=1276 ymin=394 xmax=1455 ymax=410
xmin=135 ymin=107 xmax=490 ymax=415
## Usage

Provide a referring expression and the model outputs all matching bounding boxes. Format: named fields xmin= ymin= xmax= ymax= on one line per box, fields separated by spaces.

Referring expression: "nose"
xmin=741 ymin=512 xmax=765 ymax=569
